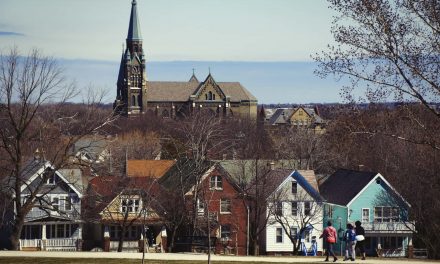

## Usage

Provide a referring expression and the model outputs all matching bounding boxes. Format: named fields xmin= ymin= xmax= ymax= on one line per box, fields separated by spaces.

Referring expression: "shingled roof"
xmin=147 ymin=81 xmax=257 ymax=103
xmin=319 ymin=169 xmax=378 ymax=205
xmin=127 ymin=160 xmax=175 ymax=178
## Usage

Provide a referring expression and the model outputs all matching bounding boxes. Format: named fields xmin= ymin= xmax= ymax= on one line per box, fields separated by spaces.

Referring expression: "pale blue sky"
xmin=0 ymin=0 xmax=345 ymax=103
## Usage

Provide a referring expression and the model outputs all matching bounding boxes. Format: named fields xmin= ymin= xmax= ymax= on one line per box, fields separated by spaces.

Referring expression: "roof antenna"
xmin=192 ymin=68 xmax=195 ymax=75
xmin=208 ymin=67 xmax=211 ymax=75
xmin=122 ymin=43 xmax=125 ymax=53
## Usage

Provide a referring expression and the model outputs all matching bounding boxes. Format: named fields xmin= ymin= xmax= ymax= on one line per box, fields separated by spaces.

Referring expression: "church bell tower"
xmin=114 ymin=0 xmax=147 ymax=115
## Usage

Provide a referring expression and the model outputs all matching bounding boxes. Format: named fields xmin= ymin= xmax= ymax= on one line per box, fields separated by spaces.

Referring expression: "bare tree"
xmin=0 ymin=47 xmax=116 ymax=250
xmin=314 ymin=0 xmax=440 ymax=149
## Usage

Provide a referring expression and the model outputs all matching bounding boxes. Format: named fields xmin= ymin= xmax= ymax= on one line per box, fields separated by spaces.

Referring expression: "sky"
xmin=0 ymin=0 xmax=345 ymax=104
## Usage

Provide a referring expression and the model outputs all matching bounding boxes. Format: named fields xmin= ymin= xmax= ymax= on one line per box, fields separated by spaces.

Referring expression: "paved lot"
xmin=0 ymin=251 xmax=439 ymax=263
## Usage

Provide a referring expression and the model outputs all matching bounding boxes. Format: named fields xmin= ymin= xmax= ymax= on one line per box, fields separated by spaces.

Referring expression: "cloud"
xmin=0 ymin=31 xmax=25 ymax=37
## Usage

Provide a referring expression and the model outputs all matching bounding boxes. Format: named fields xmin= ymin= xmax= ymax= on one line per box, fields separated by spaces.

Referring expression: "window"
xmin=291 ymin=201 xmax=298 ymax=216
xmin=46 ymin=224 xmax=75 ymax=238
xmin=52 ymin=197 xmax=59 ymax=211
xmin=374 ymin=206 xmax=399 ymax=222
xmin=197 ymin=198 xmax=205 ymax=215
xmin=362 ymin=208 xmax=370 ymax=223
xmin=213 ymin=94 xmax=216 ymax=100
xmin=121 ymin=198 xmax=140 ymax=213
xmin=46 ymin=172 xmax=56 ymax=185
xmin=210 ymin=175 xmax=223 ymax=190
xmin=132 ymin=95 xmax=136 ymax=106
xmin=220 ymin=225 xmax=231 ymax=239
xmin=304 ymin=201 xmax=311 ymax=216
xmin=162 ymin=109 xmax=169 ymax=118
xmin=290 ymin=227 xmax=298 ymax=240
xmin=276 ymin=228 xmax=283 ymax=243
xmin=275 ymin=202 xmax=283 ymax=216
xmin=326 ymin=204 xmax=333 ymax=218
xmin=291 ymin=181 xmax=297 ymax=194
xmin=220 ymin=199 xmax=231 ymax=214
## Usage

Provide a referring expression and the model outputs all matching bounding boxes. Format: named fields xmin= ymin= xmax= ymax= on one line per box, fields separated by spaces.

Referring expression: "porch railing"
xmin=362 ymin=221 xmax=415 ymax=233
xmin=109 ymin=240 xmax=139 ymax=252
xmin=19 ymin=239 xmax=41 ymax=249
xmin=19 ymin=238 xmax=78 ymax=251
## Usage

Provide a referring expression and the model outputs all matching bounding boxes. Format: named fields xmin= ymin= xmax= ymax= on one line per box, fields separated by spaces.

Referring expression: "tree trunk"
xmin=168 ymin=226 xmax=177 ymax=252
xmin=9 ymin=214 xmax=25 ymax=250
xmin=117 ymin=226 xmax=125 ymax=252
xmin=252 ymin=239 xmax=259 ymax=256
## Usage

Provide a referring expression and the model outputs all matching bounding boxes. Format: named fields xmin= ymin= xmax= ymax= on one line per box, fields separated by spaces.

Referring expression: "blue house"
xmin=319 ymin=169 xmax=414 ymax=257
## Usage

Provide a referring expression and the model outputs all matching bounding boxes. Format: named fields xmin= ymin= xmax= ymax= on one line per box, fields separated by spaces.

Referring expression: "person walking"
xmin=355 ymin=220 xmax=366 ymax=260
xmin=343 ymin=223 xmax=356 ymax=261
xmin=320 ymin=221 xmax=338 ymax=262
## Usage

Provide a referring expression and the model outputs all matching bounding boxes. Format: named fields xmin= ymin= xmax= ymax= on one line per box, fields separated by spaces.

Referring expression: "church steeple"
xmin=114 ymin=0 xmax=147 ymax=116
xmin=127 ymin=0 xmax=142 ymax=41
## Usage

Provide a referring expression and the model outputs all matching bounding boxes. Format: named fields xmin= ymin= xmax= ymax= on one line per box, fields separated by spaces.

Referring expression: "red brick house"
xmin=159 ymin=159 xmax=248 ymax=255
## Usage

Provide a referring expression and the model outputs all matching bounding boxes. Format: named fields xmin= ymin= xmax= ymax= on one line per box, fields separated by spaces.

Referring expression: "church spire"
xmin=127 ymin=0 xmax=142 ymax=41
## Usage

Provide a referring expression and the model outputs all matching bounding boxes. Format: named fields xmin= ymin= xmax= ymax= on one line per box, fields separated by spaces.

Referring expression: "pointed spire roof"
xmin=127 ymin=0 xmax=142 ymax=41
xmin=189 ymin=68 xmax=199 ymax=82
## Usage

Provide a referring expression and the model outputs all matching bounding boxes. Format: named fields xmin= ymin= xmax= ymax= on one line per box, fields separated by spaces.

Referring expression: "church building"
xmin=114 ymin=0 xmax=258 ymax=119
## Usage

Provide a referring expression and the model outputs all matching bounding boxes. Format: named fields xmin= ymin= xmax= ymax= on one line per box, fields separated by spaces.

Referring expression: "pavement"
xmin=0 ymin=251 xmax=438 ymax=263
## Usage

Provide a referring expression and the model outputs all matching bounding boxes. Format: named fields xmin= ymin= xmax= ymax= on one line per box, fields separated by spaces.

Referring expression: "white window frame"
xmin=291 ymin=201 xmax=298 ymax=216
xmin=362 ymin=208 xmax=370 ymax=223
xmin=209 ymin=175 xmax=223 ymax=190
xmin=276 ymin=227 xmax=283 ymax=243
xmin=220 ymin=199 xmax=231 ymax=214
xmin=120 ymin=198 xmax=141 ymax=213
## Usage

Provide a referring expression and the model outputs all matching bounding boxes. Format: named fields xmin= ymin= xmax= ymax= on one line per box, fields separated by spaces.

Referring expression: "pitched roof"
xmin=216 ymin=159 xmax=298 ymax=188
xmin=268 ymin=108 xmax=294 ymax=125
xmin=58 ymin=168 xmax=86 ymax=195
xmin=127 ymin=160 xmax=176 ymax=178
xmin=146 ymin=80 xmax=257 ymax=103
xmin=20 ymin=158 xmax=48 ymax=182
xmin=158 ymin=159 xmax=215 ymax=193
xmin=293 ymin=170 xmax=322 ymax=202
xmin=319 ymin=169 xmax=378 ymax=205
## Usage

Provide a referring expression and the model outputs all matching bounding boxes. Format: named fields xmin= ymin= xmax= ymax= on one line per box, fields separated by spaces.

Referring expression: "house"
xmin=70 ymin=135 xmax=110 ymax=165
xmin=262 ymin=169 xmax=324 ymax=256
xmin=84 ymin=175 xmax=166 ymax=252
xmin=260 ymin=106 xmax=326 ymax=133
xmin=319 ymin=169 xmax=414 ymax=257
xmin=159 ymin=159 xmax=248 ymax=255
xmin=16 ymin=158 xmax=86 ymax=251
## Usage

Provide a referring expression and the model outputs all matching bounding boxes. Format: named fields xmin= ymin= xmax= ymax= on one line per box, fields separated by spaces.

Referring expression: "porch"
xmin=19 ymin=238 xmax=80 ymax=251
xmin=19 ymin=222 xmax=82 ymax=251
xmin=362 ymin=221 xmax=415 ymax=233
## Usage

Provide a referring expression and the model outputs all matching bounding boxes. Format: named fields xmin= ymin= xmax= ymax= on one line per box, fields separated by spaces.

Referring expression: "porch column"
xmin=103 ymin=225 xmax=110 ymax=252
xmin=160 ymin=226 xmax=167 ymax=253
xmin=407 ymin=237 xmax=414 ymax=258
xmin=41 ymin=224 xmax=46 ymax=251
xmin=77 ymin=224 xmax=83 ymax=251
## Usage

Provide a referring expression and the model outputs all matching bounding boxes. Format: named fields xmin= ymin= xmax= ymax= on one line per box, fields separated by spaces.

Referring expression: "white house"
xmin=16 ymin=158 xmax=86 ymax=251
xmin=264 ymin=170 xmax=324 ymax=255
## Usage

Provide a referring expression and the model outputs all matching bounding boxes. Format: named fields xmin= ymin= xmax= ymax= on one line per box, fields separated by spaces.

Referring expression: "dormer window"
xmin=121 ymin=198 xmax=140 ymax=213
xmin=46 ymin=173 xmax=56 ymax=185
xmin=210 ymin=175 xmax=223 ymax=190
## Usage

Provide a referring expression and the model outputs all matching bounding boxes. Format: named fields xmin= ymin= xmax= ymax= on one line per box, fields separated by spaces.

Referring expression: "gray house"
xmin=17 ymin=158 xmax=86 ymax=251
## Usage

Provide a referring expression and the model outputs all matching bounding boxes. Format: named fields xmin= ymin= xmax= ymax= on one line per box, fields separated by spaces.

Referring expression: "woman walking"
xmin=320 ymin=221 xmax=338 ymax=262
xmin=355 ymin=221 xmax=366 ymax=260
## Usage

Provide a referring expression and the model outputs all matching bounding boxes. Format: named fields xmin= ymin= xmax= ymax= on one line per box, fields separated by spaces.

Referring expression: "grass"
xmin=0 ymin=258 xmax=285 ymax=264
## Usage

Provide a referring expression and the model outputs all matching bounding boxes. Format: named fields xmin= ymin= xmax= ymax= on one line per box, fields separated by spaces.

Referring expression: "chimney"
xmin=222 ymin=154 xmax=227 ymax=160
xmin=358 ymin=164 xmax=365 ymax=171
xmin=34 ymin=148 xmax=41 ymax=160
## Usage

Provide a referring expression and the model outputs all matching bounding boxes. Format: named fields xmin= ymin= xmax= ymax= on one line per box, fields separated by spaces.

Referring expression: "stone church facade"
xmin=114 ymin=0 xmax=258 ymax=119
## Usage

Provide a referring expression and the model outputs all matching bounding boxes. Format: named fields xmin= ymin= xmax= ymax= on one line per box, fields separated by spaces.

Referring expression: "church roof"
xmin=127 ymin=0 xmax=142 ymax=41
xmin=146 ymin=80 xmax=257 ymax=103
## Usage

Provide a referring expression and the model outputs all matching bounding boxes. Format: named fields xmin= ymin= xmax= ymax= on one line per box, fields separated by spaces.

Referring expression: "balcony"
xmin=362 ymin=221 xmax=415 ymax=234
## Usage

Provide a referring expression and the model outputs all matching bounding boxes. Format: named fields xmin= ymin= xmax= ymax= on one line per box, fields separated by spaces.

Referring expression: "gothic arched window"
xmin=208 ymin=91 xmax=213 ymax=100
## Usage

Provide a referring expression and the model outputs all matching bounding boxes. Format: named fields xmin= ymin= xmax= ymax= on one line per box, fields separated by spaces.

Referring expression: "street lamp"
xmin=337 ymin=216 xmax=344 ymax=256
xmin=141 ymin=208 xmax=148 ymax=264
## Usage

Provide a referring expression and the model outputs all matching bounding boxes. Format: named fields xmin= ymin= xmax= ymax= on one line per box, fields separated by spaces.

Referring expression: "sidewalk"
xmin=0 ymin=251 xmax=438 ymax=263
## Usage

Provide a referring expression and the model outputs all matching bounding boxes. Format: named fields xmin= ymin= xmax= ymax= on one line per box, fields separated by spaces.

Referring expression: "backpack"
xmin=347 ymin=229 xmax=356 ymax=241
